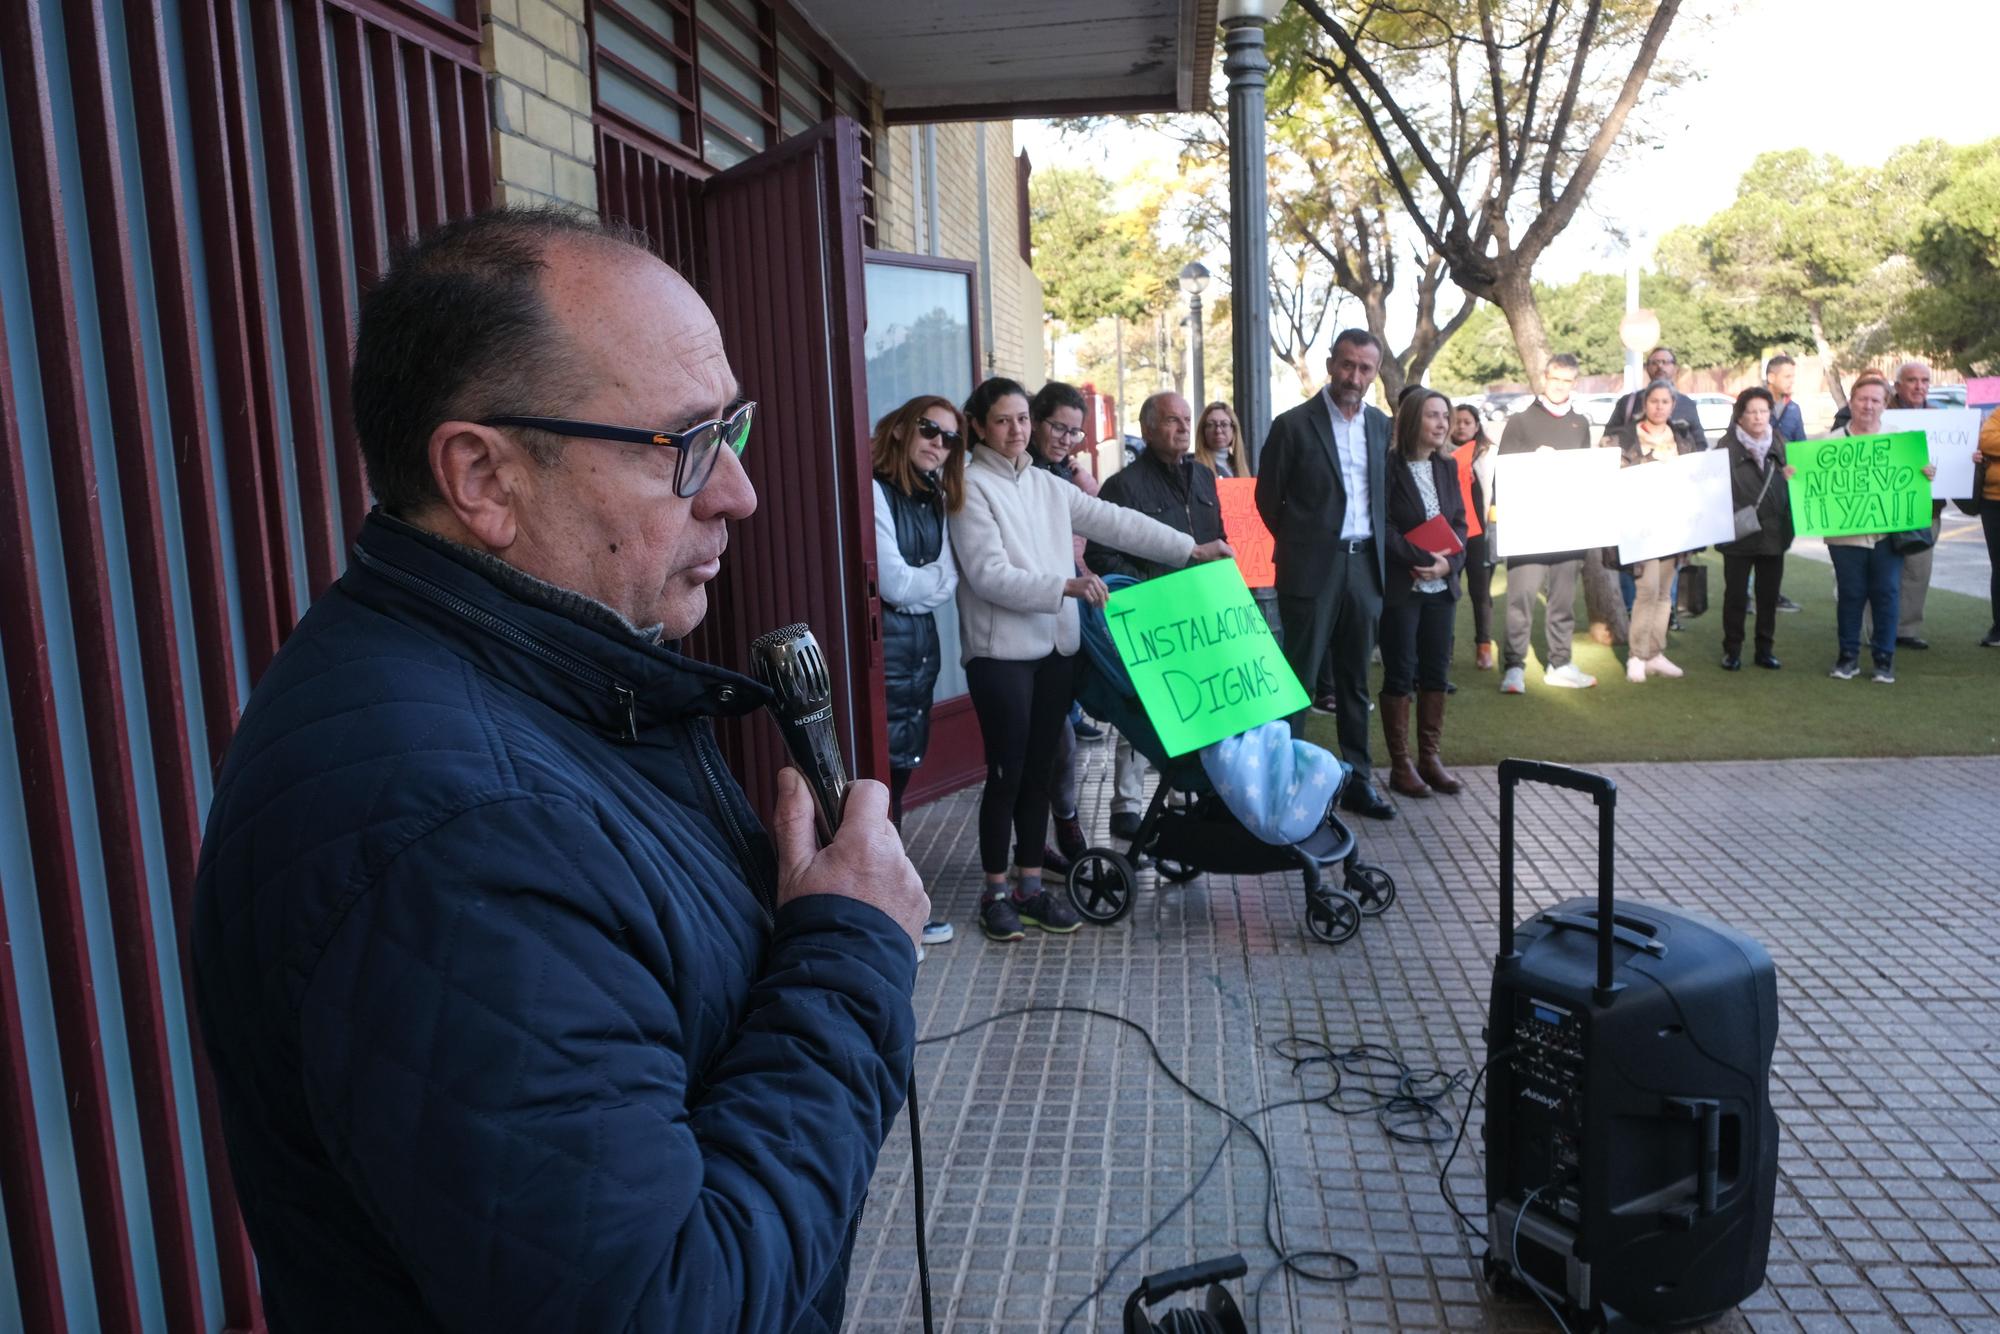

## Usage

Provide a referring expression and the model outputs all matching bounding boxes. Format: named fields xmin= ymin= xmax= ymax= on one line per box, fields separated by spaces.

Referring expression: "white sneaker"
xmin=1646 ymin=655 xmax=1683 ymax=679
xmin=1626 ymin=657 xmax=1647 ymax=684
xmin=1544 ymin=663 xmax=1597 ymax=689
xmin=1500 ymin=666 xmax=1526 ymax=694
xmin=921 ymin=919 xmax=955 ymax=946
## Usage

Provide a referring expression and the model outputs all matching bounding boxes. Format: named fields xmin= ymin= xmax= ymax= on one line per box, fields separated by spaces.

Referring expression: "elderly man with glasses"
xmin=1087 ymin=389 xmax=1226 ymax=840
xmin=192 ymin=209 xmax=928 ymax=1334
xmin=1606 ymin=345 xmax=1710 ymax=443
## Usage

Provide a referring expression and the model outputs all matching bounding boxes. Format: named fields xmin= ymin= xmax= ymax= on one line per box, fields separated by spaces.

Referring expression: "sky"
xmin=1016 ymin=0 xmax=2000 ymax=355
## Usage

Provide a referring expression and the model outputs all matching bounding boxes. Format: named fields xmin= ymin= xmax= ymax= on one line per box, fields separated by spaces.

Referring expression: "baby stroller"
xmin=1065 ymin=580 xmax=1397 ymax=946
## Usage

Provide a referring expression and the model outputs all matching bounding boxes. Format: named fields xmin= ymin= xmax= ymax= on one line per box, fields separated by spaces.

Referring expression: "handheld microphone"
xmin=747 ymin=622 xmax=935 ymax=1334
xmin=748 ymin=623 xmax=849 ymax=834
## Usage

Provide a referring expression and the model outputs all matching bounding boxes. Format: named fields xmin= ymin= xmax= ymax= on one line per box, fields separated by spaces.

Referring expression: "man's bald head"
xmin=351 ymin=207 xmax=660 ymax=516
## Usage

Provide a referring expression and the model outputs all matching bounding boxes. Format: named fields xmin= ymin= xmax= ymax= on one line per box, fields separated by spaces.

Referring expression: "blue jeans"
xmin=1829 ymin=542 xmax=1903 ymax=666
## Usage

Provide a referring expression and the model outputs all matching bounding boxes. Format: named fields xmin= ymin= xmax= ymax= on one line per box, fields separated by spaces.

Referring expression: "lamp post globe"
xmin=1178 ymin=260 xmax=1211 ymax=296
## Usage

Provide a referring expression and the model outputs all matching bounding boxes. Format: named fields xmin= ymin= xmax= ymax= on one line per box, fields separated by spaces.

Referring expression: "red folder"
xmin=1403 ymin=514 xmax=1464 ymax=556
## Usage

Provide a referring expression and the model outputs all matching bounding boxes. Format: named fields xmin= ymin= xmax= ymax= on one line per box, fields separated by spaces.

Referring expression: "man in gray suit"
xmin=1255 ymin=328 xmax=1396 ymax=820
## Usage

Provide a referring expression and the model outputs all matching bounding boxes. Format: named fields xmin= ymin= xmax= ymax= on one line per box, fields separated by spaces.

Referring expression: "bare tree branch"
xmin=1539 ymin=0 xmax=1604 ymax=212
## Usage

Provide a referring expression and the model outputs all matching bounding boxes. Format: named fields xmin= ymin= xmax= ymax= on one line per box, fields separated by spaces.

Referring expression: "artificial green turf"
xmin=1303 ymin=551 xmax=2000 ymax=767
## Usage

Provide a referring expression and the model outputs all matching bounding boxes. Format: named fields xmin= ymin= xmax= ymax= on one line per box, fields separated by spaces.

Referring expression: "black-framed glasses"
xmin=915 ymin=418 xmax=962 ymax=446
xmin=1043 ymin=422 xmax=1086 ymax=442
xmin=482 ymin=401 xmax=755 ymax=498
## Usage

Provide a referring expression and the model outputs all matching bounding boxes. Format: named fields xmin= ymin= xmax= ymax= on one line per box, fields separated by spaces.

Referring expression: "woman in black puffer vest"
xmin=871 ymin=394 xmax=965 ymax=820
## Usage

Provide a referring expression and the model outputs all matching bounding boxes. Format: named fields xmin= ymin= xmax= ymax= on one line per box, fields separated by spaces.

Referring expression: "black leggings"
xmin=1985 ymin=507 xmax=2000 ymax=635
xmin=966 ymin=652 xmax=1078 ymax=875
xmin=889 ymin=767 xmax=913 ymax=825
xmin=1463 ymin=532 xmax=1495 ymax=644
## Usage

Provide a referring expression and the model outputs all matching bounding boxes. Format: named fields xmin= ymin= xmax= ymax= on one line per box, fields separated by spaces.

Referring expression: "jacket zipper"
xmin=354 ymin=548 xmax=640 ymax=741
xmin=692 ymin=721 xmax=775 ymax=924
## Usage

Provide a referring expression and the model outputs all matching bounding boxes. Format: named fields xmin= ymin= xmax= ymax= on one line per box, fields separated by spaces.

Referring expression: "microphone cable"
xmin=908 ymin=1068 xmax=935 ymax=1334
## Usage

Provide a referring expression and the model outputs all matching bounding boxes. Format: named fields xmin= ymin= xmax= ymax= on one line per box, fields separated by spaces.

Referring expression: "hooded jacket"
xmin=193 ymin=512 xmax=916 ymax=1334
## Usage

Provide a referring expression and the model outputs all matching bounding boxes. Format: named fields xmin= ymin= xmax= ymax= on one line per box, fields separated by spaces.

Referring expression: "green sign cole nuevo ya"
xmin=1103 ymin=560 xmax=1308 ymax=757
xmin=1788 ymin=430 xmax=1933 ymax=538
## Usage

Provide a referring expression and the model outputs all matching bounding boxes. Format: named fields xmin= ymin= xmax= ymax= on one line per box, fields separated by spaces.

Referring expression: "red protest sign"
xmin=1216 ymin=477 xmax=1275 ymax=589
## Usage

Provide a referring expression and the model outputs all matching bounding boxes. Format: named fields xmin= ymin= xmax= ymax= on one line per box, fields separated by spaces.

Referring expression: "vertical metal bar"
xmin=0 ymin=9 xmax=153 ymax=1326
xmin=369 ymin=27 xmax=415 ymax=244
xmin=460 ymin=62 xmax=492 ymax=209
xmin=0 ymin=414 xmax=72 ymax=1334
xmin=177 ymin=0 xmax=289 ymax=673
xmin=118 ymin=4 xmax=264 ymax=1324
xmin=248 ymin=0 xmax=341 ymax=596
xmin=331 ymin=9 xmax=386 ymax=288
xmin=1498 ymin=766 xmax=1516 ymax=960
xmin=294 ymin=0 xmax=370 ymax=543
xmin=1596 ymin=792 xmax=1617 ymax=996
xmin=434 ymin=48 xmax=469 ymax=218
xmin=65 ymin=6 xmax=232 ymax=1326
xmin=402 ymin=43 xmax=443 ymax=232
xmin=119 ymin=0 xmax=244 ymax=766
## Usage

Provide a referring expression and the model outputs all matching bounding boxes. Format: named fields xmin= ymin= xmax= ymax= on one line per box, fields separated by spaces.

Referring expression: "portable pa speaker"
xmin=1484 ymin=760 xmax=1779 ymax=1331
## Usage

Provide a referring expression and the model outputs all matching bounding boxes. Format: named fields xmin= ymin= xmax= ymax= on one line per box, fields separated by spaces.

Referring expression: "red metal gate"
xmin=0 ymin=2 xmax=490 ymax=1328
xmin=692 ymin=117 xmax=889 ymax=812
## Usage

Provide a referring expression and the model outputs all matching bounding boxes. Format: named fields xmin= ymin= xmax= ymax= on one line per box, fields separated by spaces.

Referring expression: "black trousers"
xmin=1380 ymin=591 xmax=1457 ymax=695
xmin=965 ymin=652 xmax=1078 ymax=875
xmin=1721 ymin=554 xmax=1785 ymax=657
xmin=1985 ymin=507 xmax=2000 ymax=634
xmin=1463 ymin=533 xmax=1495 ymax=644
xmin=1280 ymin=544 xmax=1383 ymax=776
xmin=889 ymin=766 xmax=912 ymax=825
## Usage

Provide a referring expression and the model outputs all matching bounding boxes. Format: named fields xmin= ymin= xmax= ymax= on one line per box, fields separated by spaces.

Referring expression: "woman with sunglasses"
xmin=872 ymin=396 xmax=965 ymax=952
xmin=871 ymin=395 xmax=965 ymax=823
xmin=951 ymin=377 xmax=1233 ymax=944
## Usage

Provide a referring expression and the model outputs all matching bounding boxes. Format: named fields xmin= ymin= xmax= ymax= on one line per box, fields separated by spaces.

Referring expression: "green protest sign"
xmin=1788 ymin=431 xmax=1933 ymax=538
xmin=1104 ymin=560 xmax=1307 ymax=757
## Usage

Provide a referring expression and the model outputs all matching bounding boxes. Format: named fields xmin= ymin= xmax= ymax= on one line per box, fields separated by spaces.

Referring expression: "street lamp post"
xmin=1179 ymin=260 xmax=1210 ymax=414
xmin=1222 ymin=0 xmax=1280 ymax=472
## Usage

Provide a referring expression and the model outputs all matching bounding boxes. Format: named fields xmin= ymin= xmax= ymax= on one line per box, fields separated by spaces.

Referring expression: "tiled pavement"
xmin=846 ymin=744 xmax=2000 ymax=1332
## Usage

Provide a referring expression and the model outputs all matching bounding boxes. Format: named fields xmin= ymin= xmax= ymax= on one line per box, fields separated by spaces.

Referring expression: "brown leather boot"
xmin=1416 ymin=690 xmax=1462 ymax=794
xmin=1380 ymin=693 xmax=1429 ymax=798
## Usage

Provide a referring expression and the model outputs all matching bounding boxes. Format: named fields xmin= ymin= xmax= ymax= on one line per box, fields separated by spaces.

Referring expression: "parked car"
xmin=1574 ymin=393 xmax=1621 ymax=428
xmin=1928 ymin=385 xmax=1968 ymax=409
xmin=1480 ymin=392 xmax=1532 ymax=423
xmin=1690 ymin=393 xmax=1736 ymax=438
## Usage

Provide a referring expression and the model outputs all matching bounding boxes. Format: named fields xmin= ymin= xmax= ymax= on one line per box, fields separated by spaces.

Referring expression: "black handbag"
xmin=1956 ymin=456 xmax=1988 ymax=517
xmin=1887 ymin=526 xmax=1937 ymax=555
xmin=1676 ymin=563 xmax=1709 ymax=617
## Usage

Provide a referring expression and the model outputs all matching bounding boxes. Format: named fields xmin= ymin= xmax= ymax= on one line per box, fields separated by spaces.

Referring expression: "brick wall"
xmin=868 ymin=118 xmax=1045 ymax=387
xmin=482 ymin=0 xmax=598 ymax=211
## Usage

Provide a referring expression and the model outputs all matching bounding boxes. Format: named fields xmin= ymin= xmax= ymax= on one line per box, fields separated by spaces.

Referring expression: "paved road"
xmin=848 ymin=747 xmax=2000 ymax=1332
xmin=1792 ymin=510 xmax=1991 ymax=603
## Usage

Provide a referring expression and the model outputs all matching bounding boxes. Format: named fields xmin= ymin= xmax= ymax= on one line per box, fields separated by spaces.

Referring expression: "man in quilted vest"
xmin=193 ymin=208 xmax=927 ymax=1333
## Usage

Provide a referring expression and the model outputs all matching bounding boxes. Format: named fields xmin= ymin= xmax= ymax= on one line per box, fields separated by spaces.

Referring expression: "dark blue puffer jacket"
xmin=193 ymin=513 xmax=916 ymax=1333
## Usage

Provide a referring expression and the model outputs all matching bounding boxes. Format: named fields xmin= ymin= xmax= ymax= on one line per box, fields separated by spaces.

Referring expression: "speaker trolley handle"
xmin=1497 ymin=759 xmax=1621 ymax=1004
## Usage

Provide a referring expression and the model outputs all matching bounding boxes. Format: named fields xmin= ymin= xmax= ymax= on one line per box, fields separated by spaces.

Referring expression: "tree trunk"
xmin=1807 ymin=301 xmax=1845 ymax=407
xmin=1492 ymin=263 xmax=1555 ymax=390
xmin=1582 ymin=548 xmax=1628 ymax=645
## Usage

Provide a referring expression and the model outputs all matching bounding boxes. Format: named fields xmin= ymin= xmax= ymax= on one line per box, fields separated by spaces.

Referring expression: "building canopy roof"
xmin=797 ymin=0 xmax=1218 ymax=124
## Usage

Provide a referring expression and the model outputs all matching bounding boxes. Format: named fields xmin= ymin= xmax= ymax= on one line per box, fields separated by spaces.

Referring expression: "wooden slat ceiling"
xmin=795 ymin=0 xmax=1217 ymax=123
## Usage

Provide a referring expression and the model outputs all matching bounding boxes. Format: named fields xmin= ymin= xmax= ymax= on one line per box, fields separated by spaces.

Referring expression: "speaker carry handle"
xmin=1497 ymin=759 xmax=1622 ymax=1004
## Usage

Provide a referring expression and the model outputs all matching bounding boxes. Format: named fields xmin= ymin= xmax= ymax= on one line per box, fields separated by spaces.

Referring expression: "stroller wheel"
xmin=1067 ymin=848 xmax=1138 ymax=925
xmin=1305 ymin=887 xmax=1362 ymax=946
xmin=1344 ymin=863 xmax=1397 ymax=916
xmin=1153 ymin=857 xmax=1201 ymax=884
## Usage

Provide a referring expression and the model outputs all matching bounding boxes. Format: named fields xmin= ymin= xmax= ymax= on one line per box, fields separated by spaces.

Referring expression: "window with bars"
xmin=590 ymin=0 xmax=877 ymax=242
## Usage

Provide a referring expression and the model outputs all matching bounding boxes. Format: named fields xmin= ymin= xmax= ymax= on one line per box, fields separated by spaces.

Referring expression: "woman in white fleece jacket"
xmin=949 ymin=377 xmax=1233 ymax=943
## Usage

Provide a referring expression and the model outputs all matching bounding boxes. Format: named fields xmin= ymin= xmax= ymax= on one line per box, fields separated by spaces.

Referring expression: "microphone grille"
xmin=749 ymin=623 xmax=833 ymax=711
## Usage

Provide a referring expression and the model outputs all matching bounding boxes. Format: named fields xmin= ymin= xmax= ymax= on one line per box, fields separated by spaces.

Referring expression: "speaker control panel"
xmin=1513 ymin=996 xmax=1585 ymax=1221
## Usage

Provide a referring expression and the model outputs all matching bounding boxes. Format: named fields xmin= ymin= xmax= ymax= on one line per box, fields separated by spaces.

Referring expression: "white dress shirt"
xmin=1321 ymin=387 xmax=1373 ymax=540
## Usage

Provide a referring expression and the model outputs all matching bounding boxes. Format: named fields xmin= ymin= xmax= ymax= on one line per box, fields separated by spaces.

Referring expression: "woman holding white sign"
xmin=1379 ymin=390 xmax=1469 ymax=798
xmin=950 ymin=377 xmax=1234 ymax=944
xmin=1821 ymin=373 xmax=1938 ymax=684
xmin=1715 ymin=388 xmax=1796 ymax=672
xmin=1610 ymin=380 xmax=1707 ymax=682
